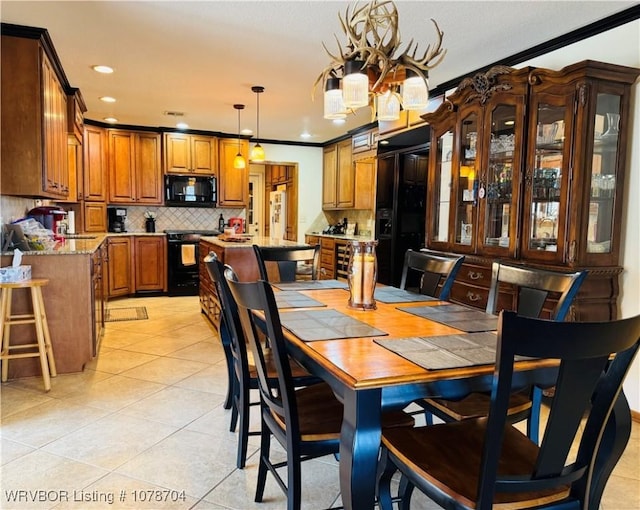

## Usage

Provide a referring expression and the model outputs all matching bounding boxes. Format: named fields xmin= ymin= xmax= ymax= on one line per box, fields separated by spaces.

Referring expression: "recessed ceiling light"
xmin=379 ymin=139 xmax=389 ymax=145
xmin=504 ymin=120 xmax=515 ymax=126
xmin=241 ymin=128 xmax=253 ymax=136
xmin=92 ymin=65 xmax=113 ymax=74
xmin=100 ymin=96 xmax=116 ymax=103
xmin=104 ymin=117 xmax=118 ymax=123
xmin=176 ymin=122 xmax=189 ymax=130
xmin=332 ymin=118 xmax=346 ymax=125
xmin=300 ymin=132 xmax=312 ymax=139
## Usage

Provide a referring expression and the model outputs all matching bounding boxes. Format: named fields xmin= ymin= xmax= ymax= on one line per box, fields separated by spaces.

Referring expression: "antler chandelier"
xmin=315 ymin=0 xmax=446 ymax=122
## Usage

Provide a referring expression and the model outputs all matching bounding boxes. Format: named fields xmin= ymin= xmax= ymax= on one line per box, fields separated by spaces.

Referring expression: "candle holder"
xmin=347 ymin=240 xmax=378 ymax=310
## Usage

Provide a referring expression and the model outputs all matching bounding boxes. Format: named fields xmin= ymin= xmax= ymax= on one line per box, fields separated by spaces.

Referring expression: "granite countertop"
xmin=305 ymin=232 xmax=375 ymax=242
xmin=201 ymin=235 xmax=310 ymax=249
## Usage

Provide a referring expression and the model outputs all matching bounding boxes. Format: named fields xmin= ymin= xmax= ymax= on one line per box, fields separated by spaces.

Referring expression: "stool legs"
xmin=1 ymin=287 xmax=12 ymax=383
xmin=34 ymin=285 xmax=56 ymax=378
xmin=30 ymin=286 xmax=53 ymax=390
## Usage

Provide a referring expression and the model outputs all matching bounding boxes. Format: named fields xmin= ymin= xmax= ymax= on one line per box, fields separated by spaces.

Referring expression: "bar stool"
xmin=0 ymin=278 xmax=57 ymax=391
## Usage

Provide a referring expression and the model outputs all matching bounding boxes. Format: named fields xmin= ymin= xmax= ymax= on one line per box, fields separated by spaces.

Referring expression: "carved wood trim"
xmin=458 ymin=65 xmax=513 ymax=105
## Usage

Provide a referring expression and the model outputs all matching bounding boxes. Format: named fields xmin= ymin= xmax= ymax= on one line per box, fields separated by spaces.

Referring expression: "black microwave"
xmin=165 ymin=174 xmax=217 ymax=207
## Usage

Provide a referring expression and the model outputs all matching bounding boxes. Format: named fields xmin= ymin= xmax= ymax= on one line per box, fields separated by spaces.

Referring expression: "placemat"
xmin=374 ymin=287 xmax=438 ymax=304
xmin=273 ymin=279 xmax=349 ymax=291
xmin=274 ymin=291 xmax=326 ymax=309
xmin=397 ymin=303 xmax=498 ymax=333
xmin=374 ymin=332 xmax=500 ymax=370
xmin=279 ymin=309 xmax=387 ymax=341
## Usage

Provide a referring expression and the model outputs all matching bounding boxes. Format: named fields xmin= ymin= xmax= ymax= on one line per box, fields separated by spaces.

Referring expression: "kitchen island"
xmin=0 ymin=235 xmax=107 ymax=378
xmin=198 ymin=235 xmax=311 ymax=325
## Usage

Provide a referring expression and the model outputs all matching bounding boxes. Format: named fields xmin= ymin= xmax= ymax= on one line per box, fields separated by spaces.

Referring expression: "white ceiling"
xmin=1 ymin=1 xmax=635 ymax=143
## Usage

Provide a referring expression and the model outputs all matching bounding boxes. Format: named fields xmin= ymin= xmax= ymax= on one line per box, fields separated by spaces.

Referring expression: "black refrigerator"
xmin=375 ymin=129 xmax=430 ymax=287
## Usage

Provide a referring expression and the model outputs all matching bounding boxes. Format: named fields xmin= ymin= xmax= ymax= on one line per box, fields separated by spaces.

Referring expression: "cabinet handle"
xmin=468 ymin=271 xmax=484 ymax=280
xmin=466 ymin=291 xmax=482 ymax=302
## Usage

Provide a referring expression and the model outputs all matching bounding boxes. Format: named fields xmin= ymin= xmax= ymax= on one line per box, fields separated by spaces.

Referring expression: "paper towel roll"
xmin=67 ymin=211 xmax=76 ymax=234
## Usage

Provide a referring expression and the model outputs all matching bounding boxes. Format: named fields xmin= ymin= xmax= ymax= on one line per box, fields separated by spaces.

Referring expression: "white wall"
xmin=259 ymin=143 xmax=323 ymax=241
xmin=514 ymin=21 xmax=640 ymax=411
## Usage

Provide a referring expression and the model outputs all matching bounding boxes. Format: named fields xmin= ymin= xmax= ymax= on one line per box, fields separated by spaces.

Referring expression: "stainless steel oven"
xmin=166 ymin=230 xmax=219 ymax=296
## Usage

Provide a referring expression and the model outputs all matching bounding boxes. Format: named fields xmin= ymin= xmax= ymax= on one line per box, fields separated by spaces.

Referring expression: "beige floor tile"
xmin=1 ymin=449 xmax=108 ymax=510
xmin=173 ymin=364 xmax=229 ymax=398
xmin=0 ymin=438 xmax=35 ymax=466
xmin=0 ymin=385 xmax=54 ymax=419
xmin=166 ymin=340 xmax=226 ymax=363
xmin=92 ymin=349 xmax=159 ymax=375
xmin=1 ymin=399 xmax=110 ymax=448
xmin=115 ymin=429 xmax=237 ymax=499
xmin=6 ymin=370 xmax=113 ymax=399
xmin=61 ymin=374 xmax=165 ymax=412
xmin=119 ymin=357 xmax=211 ymax=385
xmin=100 ymin=329 xmax=158 ymax=350
xmin=121 ymin=334 xmax=209 ymax=357
xmin=601 ymin=472 xmax=640 ymax=509
xmin=42 ymin=413 xmax=177 ymax=470
xmin=53 ymin=472 xmax=199 ymax=509
xmin=118 ymin=386 xmax=220 ymax=428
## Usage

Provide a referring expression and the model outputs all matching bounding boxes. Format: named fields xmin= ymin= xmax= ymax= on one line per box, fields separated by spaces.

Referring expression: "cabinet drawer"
xmin=320 ymin=237 xmax=335 ymax=249
xmin=449 ymin=281 xmax=489 ymax=310
xmin=456 ymin=263 xmax=491 ymax=286
xmin=321 ymin=251 xmax=335 ymax=266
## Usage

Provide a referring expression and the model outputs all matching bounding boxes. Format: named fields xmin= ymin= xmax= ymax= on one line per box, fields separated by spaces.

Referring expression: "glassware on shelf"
xmin=601 ymin=113 xmax=620 ymax=138
xmin=347 ymin=240 xmax=377 ymax=310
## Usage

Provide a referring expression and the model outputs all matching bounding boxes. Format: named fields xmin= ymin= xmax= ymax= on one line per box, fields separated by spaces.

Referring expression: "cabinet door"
xmin=427 ymin=124 xmax=454 ymax=249
xmin=336 ymin=139 xmax=355 ymax=208
xmin=218 ymin=138 xmax=249 ymax=207
xmin=322 ymin=145 xmax=338 ymax=209
xmin=83 ymin=125 xmax=107 ymax=201
xmin=521 ymin=90 xmax=575 ymax=262
xmin=135 ymin=133 xmax=163 ymax=204
xmin=134 ymin=236 xmax=166 ymax=291
xmin=84 ymin=202 xmax=107 ymax=232
xmin=191 ymin=135 xmax=217 ymax=175
xmin=108 ymin=130 xmax=135 ymax=203
xmin=354 ymin=158 xmax=376 ymax=210
xmin=42 ymin=52 xmax=68 ymax=196
xmin=164 ymin=133 xmax=191 ymax=174
xmin=108 ymin=237 xmax=132 ymax=297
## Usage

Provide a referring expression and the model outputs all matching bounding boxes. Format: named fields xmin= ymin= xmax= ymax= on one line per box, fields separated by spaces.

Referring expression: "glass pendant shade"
xmin=342 ymin=60 xmax=369 ymax=109
xmin=402 ymin=69 xmax=429 ymax=110
xmin=377 ymin=90 xmax=401 ymax=121
xmin=250 ymin=143 xmax=265 ymax=162
xmin=324 ymin=77 xmax=347 ymax=119
xmin=233 ymin=152 xmax=246 ymax=169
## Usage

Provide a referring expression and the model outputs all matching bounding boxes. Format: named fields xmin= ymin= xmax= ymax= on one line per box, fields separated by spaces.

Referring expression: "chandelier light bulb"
xmin=342 ymin=60 xmax=369 ymax=109
xmin=324 ymin=77 xmax=347 ymax=119
xmin=402 ymin=69 xmax=429 ymax=110
xmin=377 ymin=90 xmax=401 ymax=121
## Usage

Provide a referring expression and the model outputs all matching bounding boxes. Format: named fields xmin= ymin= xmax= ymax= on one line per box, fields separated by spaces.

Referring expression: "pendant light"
xmin=233 ymin=104 xmax=246 ymax=170
xmin=250 ymin=86 xmax=265 ymax=162
xmin=342 ymin=60 xmax=369 ymax=109
xmin=323 ymin=77 xmax=347 ymax=120
xmin=402 ymin=69 xmax=429 ymax=110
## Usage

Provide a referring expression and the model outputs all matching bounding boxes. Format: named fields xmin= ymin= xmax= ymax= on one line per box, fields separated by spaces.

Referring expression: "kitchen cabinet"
xmin=84 ymin=202 xmax=108 ymax=232
xmin=83 ymin=125 xmax=108 ymax=202
xmin=67 ymin=88 xmax=86 ymax=144
xmin=108 ymin=129 xmax=163 ymax=205
xmin=107 ymin=236 xmax=133 ymax=297
xmin=423 ymin=61 xmax=640 ymax=320
xmin=164 ymin=132 xmax=217 ymax=175
xmin=322 ymin=139 xmax=354 ymax=209
xmin=91 ymin=242 xmax=106 ymax=356
xmin=319 ymin=237 xmax=336 ymax=279
xmin=351 ymin=127 xmax=378 ymax=160
xmin=218 ymin=138 xmax=250 ymax=208
xmin=64 ymin=140 xmax=83 ymax=203
xmin=1 ymin=31 xmax=69 ymax=198
xmin=134 ymin=236 xmax=166 ymax=292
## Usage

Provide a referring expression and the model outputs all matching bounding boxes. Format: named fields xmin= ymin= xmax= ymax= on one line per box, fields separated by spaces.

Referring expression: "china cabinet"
xmin=424 ymin=61 xmax=639 ymax=320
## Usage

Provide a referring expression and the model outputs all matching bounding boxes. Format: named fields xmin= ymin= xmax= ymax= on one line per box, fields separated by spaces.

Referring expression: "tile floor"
xmin=1 ymin=295 xmax=639 ymax=509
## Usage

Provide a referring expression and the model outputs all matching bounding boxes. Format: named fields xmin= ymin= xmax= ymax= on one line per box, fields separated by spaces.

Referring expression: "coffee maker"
xmin=107 ymin=207 xmax=127 ymax=233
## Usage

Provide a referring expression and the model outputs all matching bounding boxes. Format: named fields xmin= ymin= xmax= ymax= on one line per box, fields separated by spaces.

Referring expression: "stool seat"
xmin=0 ymin=278 xmax=57 ymax=391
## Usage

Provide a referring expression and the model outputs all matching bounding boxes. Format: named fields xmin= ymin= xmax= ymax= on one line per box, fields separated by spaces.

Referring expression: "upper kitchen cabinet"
xmin=218 ymin=138 xmax=249 ymax=208
xmin=351 ymin=127 xmax=378 ymax=160
xmin=164 ymin=133 xmax=217 ymax=175
xmin=108 ymin=129 xmax=162 ymax=205
xmin=323 ymin=139 xmax=354 ymax=209
xmin=83 ymin=125 xmax=108 ymax=202
xmin=1 ymin=27 xmax=69 ymax=198
xmin=423 ymin=61 xmax=640 ymax=320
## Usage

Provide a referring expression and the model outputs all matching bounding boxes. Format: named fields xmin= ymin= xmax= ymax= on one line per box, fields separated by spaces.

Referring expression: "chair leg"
xmin=286 ymin=440 xmax=302 ymax=510
xmin=528 ymin=386 xmax=542 ymax=444
xmin=222 ymin=344 xmax=234 ymax=410
xmin=424 ymin=410 xmax=434 ymax=426
xmin=398 ymin=475 xmax=415 ymax=510
xmin=236 ymin=385 xmax=251 ymax=469
xmin=255 ymin=419 xmax=270 ymax=503
xmin=376 ymin=448 xmax=397 ymax=510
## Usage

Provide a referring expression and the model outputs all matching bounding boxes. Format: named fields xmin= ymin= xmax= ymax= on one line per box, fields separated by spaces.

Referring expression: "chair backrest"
xmin=485 ymin=262 xmax=587 ymax=320
xmin=253 ymin=244 xmax=320 ymax=282
xmin=399 ymin=249 xmax=465 ymax=300
xmin=204 ymin=253 xmax=251 ymax=394
xmin=224 ymin=269 xmax=303 ymax=440
xmin=476 ymin=311 xmax=640 ymax=509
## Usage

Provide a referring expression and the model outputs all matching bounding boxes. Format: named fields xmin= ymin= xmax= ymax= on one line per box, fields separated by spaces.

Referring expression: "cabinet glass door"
xmin=587 ymin=93 xmax=621 ymax=255
xmin=453 ymin=111 xmax=479 ymax=248
xmin=479 ymin=104 xmax=517 ymax=253
xmin=429 ymin=129 xmax=453 ymax=244
xmin=524 ymin=99 xmax=568 ymax=259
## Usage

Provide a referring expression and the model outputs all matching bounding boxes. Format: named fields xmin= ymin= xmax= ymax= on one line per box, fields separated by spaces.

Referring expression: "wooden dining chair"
xmin=253 ymin=244 xmax=320 ymax=283
xmin=399 ymin=249 xmax=464 ymax=299
xmin=205 ymin=253 xmax=319 ymax=469
xmin=378 ymin=310 xmax=640 ymax=510
xmin=421 ymin=262 xmax=588 ymax=443
xmin=224 ymin=269 xmax=414 ymax=510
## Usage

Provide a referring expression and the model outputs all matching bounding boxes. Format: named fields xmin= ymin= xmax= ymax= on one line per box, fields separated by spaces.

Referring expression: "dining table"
xmin=273 ymin=283 xmax=633 ymax=510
